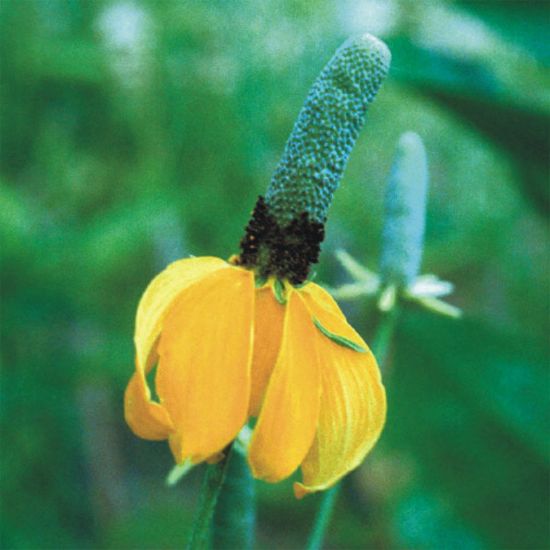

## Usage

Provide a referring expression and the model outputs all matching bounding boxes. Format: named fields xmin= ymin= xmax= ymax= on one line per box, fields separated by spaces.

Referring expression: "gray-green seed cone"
xmin=380 ymin=131 xmax=429 ymax=287
xmin=265 ymin=33 xmax=391 ymax=225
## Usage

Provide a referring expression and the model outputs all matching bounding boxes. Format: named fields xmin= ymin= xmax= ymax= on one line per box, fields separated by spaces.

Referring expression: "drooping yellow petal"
xmin=135 ymin=256 xmax=227 ymax=372
xmin=156 ymin=266 xmax=255 ymax=463
xmin=248 ymin=291 xmax=321 ymax=482
xmin=300 ymin=282 xmax=366 ymax=350
xmin=294 ymin=284 xmax=386 ymax=497
xmin=293 ymin=349 xmax=386 ymax=497
xmin=124 ymin=365 xmax=174 ymax=440
xmin=300 ymin=281 xmax=350 ymax=319
xmin=248 ymin=285 xmax=285 ymax=416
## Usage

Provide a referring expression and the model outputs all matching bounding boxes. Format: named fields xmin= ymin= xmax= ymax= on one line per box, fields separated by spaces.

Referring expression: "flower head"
xmin=125 ymin=257 xmax=385 ymax=497
xmin=124 ymin=33 xmax=391 ymax=497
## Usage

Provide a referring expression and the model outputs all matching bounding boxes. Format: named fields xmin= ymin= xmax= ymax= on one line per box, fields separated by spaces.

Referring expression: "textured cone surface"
xmin=265 ymin=34 xmax=391 ymax=225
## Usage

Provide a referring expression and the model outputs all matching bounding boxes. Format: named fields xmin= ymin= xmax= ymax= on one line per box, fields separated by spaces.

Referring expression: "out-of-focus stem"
xmin=306 ymin=484 xmax=341 ymax=550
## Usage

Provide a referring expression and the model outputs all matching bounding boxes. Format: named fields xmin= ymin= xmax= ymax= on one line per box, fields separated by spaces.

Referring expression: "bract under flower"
xmin=124 ymin=256 xmax=386 ymax=495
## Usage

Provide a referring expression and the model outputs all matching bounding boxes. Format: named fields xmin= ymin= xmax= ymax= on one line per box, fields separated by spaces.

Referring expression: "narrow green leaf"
xmin=254 ymin=274 xmax=267 ymax=288
xmin=313 ymin=318 xmax=366 ymax=353
xmin=335 ymin=249 xmax=379 ymax=284
xmin=273 ymin=279 xmax=287 ymax=305
xmin=166 ymin=459 xmax=194 ymax=487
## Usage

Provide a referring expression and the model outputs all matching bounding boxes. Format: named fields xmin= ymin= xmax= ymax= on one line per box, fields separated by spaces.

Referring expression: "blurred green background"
xmin=1 ymin=0 xmax=549 ymax=548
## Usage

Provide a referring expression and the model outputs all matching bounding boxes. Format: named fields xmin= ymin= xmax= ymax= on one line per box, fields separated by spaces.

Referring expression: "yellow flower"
xmin=125 ymin=33 xmax=392 ymax=498
xmin=124 ymin=256 xmax=386 ymax=498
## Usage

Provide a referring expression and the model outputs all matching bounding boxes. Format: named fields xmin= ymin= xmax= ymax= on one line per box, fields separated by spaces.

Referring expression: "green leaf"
xmin=273 ymin=279 xmax=287 ymax=305
xmin=385 ymin=309 xmax=550 ymax=548
xmin=254 ymin=274 xmax=268 ymax=288
xmin=400 ymin=310 xmax=550 ymax=460
xmin=166 ymin=460 xmax=194 ymax=487
xmin=386 ymin=33 xmax=550 ymax=214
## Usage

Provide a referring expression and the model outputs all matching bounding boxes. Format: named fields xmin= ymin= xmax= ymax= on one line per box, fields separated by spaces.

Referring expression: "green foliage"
xmin=386 ymin=309 xmax=549 ymax=549
xmin=1 ymin=0 xmax=548 ymax=548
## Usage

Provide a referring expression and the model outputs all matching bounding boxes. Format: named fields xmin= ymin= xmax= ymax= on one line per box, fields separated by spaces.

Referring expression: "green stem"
xmin=306 ymin=484 xmax=341 ymax=550
xmin=187 ymin=447 xmax=233 ymax=550
xmin=371 ymin=305 xmax=400 ymax=366
xmin=305 ymin=305 xmax=399 ymax=550
xmin=212 ymin=449 xmax=255 ymax=550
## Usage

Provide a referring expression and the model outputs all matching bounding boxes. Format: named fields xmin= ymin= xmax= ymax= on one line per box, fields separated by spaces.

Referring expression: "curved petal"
xmin=300 ymin=282 xmax=366 ymax=350
xmin=124 ymin=366 xmax=174 ymax=440
xmin=249 ymin=285 xmax=285 ymax=416
xmin=156 ymin=266 xmax=255 ymax=463
xmin=248 ymin=291 xmax=321 ymax=483
xmin=135 ymin=256 xmax=227 ymax=371
xmin=294 ymin=284 xmax=386 ymax=498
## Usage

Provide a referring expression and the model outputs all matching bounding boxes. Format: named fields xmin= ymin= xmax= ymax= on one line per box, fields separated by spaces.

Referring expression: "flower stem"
xmin=306 ymin=484 xmax=341 ymax=550
xmin=305 ymin=306 xmax=399 ymax=550
xmin=371 ymin=305 xmax=400 ymax=366
xmin=212 ymin=449 xmax=255 ymax=550
xmin=187 ymin=447 xmax=232 ymax=550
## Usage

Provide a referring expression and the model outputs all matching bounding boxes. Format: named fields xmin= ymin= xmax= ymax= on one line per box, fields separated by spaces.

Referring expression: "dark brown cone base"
xmin=236 ymin=196 xmax=325 ymax=285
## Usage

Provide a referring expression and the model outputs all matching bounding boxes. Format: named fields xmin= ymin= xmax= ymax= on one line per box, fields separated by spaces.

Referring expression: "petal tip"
xmin=293 ymin=482 xmax=309 ymax=499
xmin=247 ymin=454 xmax=289 ymax=484
xmin=124 ymin=371 xmax=174 ymax=441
